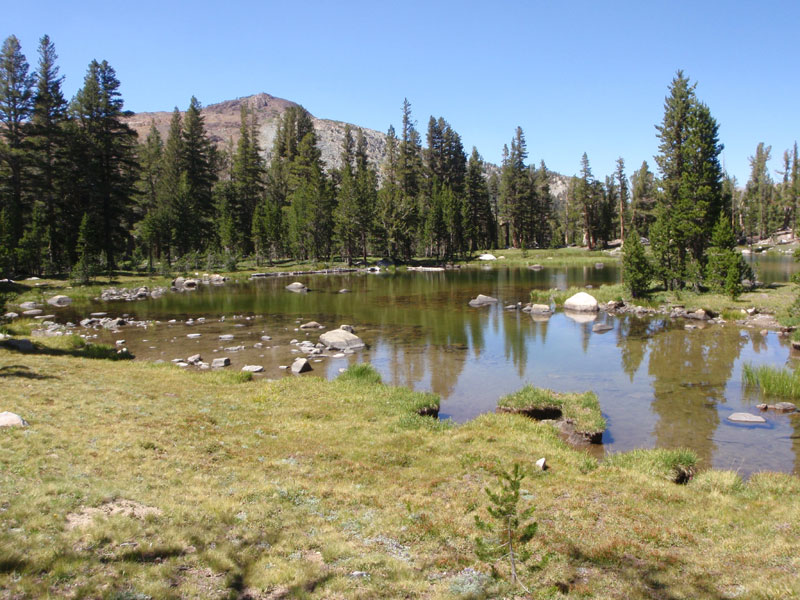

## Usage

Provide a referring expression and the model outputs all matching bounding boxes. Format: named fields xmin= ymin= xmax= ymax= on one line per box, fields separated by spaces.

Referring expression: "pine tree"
xmin=630 ymin=161 xmax=656 ymax=238
xmin=70 ymin=59 xmax=138 ymax=273
xmin=463 ymin=147 xmax=493 ymax=252
xmin=159 ymin=108 xmax=184 ymax=261
xmin=353 ymin=128 xmax=377 ymax=264
xmin=705 ymin=214 xmax=752 ymax=298
xmin=29 ymin=35 xmax=68 ymax=273
xmin=651 ymin=71 xmax=723 ymax=289
xmin=622 ymin=228 xmax=652 ymax=298
xmin=231 ymin=104 xmax=264 ymax=255
xmin=744 ymin=142 xmax=773 ymax=240
xmin=377 ymin=125 xmax=403 ymax=258
xmin=334 ymin=124 xmax=358 ymax=264
xmin=0 ymin=35 xmax=34 ymax=266
xmin=614 ymin=157 xmax=628 ymax=241
xmin=181 ymin=96 xmax=217 ymax=252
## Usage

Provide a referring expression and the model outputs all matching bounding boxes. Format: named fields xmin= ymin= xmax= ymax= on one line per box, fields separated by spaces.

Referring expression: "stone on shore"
xmin=291 ymin=358 xmax=313 ymax=373
xmin=300 ymin=321 xmax=323 ymax=329
xmin=242 ymin=365 xmax=264 ymax=373
xmin=564 ymin=292 xmax=599 ymax=312
xmin=211 ymin=357 xmax=230 ymax=368
xmin=477 ymin=253 xmax=496 ymax=261
xmin=286 ymin=282 xmax=308 ymax=293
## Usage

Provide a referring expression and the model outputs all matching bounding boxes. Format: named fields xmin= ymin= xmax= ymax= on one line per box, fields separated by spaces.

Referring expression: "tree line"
xmin=1 ymin=35 xmax=798 ymax=289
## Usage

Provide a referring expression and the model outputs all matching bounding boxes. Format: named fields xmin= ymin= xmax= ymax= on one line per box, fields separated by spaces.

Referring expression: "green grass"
xmin=1 ymin=346 xmax=800 ymax=598
xmin=496 ymin=385 xmax=606 ymax=440
xmin=742 ymin=363 xmax=800 ymax=399
xmin=604 ymin=448 xmax=699 ymax=483
xmin=337 ymin=362 xmax=383 ymax=385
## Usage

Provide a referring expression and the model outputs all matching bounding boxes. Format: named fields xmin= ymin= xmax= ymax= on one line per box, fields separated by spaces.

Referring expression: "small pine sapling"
xmin=474 ymin=463 xmax=538 ymax=591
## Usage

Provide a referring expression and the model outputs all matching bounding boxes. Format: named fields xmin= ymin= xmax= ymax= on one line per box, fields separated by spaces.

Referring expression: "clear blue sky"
xmin=5 ymin=0 xmax=798 ymax=183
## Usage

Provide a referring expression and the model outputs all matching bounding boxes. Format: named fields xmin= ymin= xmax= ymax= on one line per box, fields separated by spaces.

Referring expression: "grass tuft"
xmin=604 ymin=448 xmax=698 ymax=483
xmin=336 ymin=362 xmax=382 ymax=385
xmin=497 ymin=385 xmax=606 ymax=440
xmin=742 ymin=363 xmax=800 ymax=399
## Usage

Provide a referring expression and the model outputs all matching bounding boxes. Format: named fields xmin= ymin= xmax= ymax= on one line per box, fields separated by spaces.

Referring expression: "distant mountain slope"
xmin=125 ymin=92 xmax=387 ymax=172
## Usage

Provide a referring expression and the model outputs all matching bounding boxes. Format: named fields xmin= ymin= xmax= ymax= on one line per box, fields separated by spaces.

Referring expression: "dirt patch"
xmin=66 ymin=499 xmax=162 ymax=530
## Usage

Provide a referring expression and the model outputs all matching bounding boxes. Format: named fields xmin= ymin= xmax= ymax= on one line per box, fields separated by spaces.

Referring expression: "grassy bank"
xmin=2 ymin=342 xmax=799 ymax=598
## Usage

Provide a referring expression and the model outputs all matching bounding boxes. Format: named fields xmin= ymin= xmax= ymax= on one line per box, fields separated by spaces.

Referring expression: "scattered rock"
xmin=286 ymin=281 xmax=308 ymax=293
xmin=468 ymin=294 xmax=498 ymax=307
xmin=592 ymin=323 xmax=613 ymax=333
xmin=300 ymin=321 xmax=323 ymax=329
xmin=529 ymin=264 xmax=543 ymax=270
xmin=320 ymin=328 xmax=365 ymax=350
xmin=339 ymin=288 xmax=350 ymax=294
xmin=3 ymin=312 xmax=19 ymax=319
xmin=261 ymin=335 xmax=272 ymax=341
xmin=211 ymin=357 xmax=230 ymax=368
xmin=187 ymin=354 xmax=202 ymax=364
xmin=219 ymin=334 xmax=234 ymax=341
xmin=339 ymin=324 xmax=355 ymax=333
xmin=291 ymin=358 xmax=313 ymax=373
xmin=773 ymin=402 xmax=797 ymax=413
xmin=0 ymin=412 xmax=28 ymax=427
xmin=529 ymin=304 xmax=552 ymax=314
xmin=477 ymin=253 xmax=497 ymax=261
xmin=728 ymin=412 xmax=766 ymax=424
xmin=242 ymin=365 xmax=264 ymax=373
xmin=22 ymin=309 xmax=43 ymax=316
xmin=46 ymin=295 xmax=72 ymax=307
xmin=187 ymin=333 xmax=201 ymax=339
xmin=564 ymin=292 xmax=599 ymax=312
xmin=19 ymin=301 xmax=40 ymax=310
xmin=535 ymin=457 xmax=547 ymax=471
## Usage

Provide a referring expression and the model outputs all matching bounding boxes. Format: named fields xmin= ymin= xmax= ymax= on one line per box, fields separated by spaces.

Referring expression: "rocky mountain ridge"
xmin=124 ymin=92 xmax=569 ymax=205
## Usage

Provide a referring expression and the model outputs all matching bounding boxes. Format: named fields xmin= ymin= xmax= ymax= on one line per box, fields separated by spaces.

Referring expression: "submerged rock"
xmin=468 ymin=294 xmax=498 ymax=307
xmin=728 ymin=412 xmax=766 ymax=424
xmin=592 ymin=323 xmax=613 ymax=333
xmin=46 ymin=295 xmax=72 ymax=307
xmin=300 ymin=321 xmax=323 ymax=329
xmin=286 ymin=282 xmax=308 ymax=293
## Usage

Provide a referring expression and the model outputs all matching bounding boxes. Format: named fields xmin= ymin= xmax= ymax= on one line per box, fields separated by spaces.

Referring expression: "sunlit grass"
xmin=743 ymin=363 xmax=800 ymax=399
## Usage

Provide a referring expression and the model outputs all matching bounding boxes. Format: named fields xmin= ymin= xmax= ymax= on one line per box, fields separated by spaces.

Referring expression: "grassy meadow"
xmin=1 ymin=337 xmax=800 ymax=599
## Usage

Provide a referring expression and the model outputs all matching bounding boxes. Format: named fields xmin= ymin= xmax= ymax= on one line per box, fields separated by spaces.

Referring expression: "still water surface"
xmin=72 ymin=260 xmax=800 ymax=476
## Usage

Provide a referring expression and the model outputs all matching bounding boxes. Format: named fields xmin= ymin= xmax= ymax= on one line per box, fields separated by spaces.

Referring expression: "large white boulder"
xmin=564 ymin=292 xmax=599 ymax=312
xmin=0 ymin=412 xmax=28 ymax=427
xmin=286 ymin=282 xmax=308 ymax=293
xmin=468 ymin=294 xmax=499 ymax=307
xmin=477 ymin=253 xmax=497 ymax=261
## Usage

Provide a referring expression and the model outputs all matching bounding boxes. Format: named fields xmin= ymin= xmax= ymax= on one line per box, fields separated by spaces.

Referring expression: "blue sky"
xmin=4 ymin=0 xmax=798 ymax=182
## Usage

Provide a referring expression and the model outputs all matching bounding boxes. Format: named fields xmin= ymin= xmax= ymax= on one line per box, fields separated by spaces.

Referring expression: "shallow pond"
xmin=62 ymin=263 xmax=800 ymax=476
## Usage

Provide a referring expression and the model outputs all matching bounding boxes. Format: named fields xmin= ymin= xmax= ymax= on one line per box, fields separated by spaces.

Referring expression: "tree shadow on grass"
xmin=0 ymin=340 xmax=133 ymax=361
xmin=0 ymin=364 xmax=58 ymax=380
xmin=561 ymin=542 xmax=729 ymax=600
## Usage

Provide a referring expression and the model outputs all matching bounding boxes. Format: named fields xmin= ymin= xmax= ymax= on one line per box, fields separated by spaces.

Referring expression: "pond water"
xmin=62 ymin=259 xmax=800 ymax=476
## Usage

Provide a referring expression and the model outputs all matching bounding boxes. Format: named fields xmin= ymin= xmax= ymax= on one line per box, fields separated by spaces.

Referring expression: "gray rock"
xmin=291 ymin=358 xmax=312 ymax=373
xmin=211 ymin=357 xmax=230 ymax=368
xmin=592 ymin=323 xmax=613 ymax=333
xmin=286 ymin=281 xmax=308 ymax=293
xmin=242 ymin=365 xmax=264 ymax=373
xmin=219 ymin=334 xmax=234 ymax=341
xmin=261 ymin=335 xmax=272 ymax=341
xmin=339 ymin=324 xmax=355 ymax=333
xmin=339 ymin=289 xmax=351 ymax=294
xmin=564 ymin=292 xmax=599 ymax=312
xmin=772 ymin=402 xmax=797 ymax=413
xmin=22 ymin=309 xmax=43 ymax=316
xmin=477 ymin=253 xmax=497 ymax=260
xmin=535 ymin=457 xmax=547 ymax=471
xmin=46 ymin=295 xmax=72 ymax=307
xmin=0 ymin=411 xmax=28 ymax=427
xmin=300 ymin=321 xmax=322 ymax=329
xmin=90 ymin=312 xmax=107 ymax=317
xmin=187 ymin=333 xmax=201 ymax=339
xmin=468 ymin=294 xmax=498 ymax=307
xmin=529 ymin=304 xmax=552 ymax=314
xmin=19 ymin=301 xmax=39 ymax=310
xmin=187 ymin=354 xmax=202 ymax=364
xmin=728 ymin=412 xmax=766 ymax=424
xmin=319 ymin=328 xmax=365 ymax=350
xmin=4 ymin=312 xmax=19 ymax=319
xmin=529 ymin=264 xmax=543 ymax=270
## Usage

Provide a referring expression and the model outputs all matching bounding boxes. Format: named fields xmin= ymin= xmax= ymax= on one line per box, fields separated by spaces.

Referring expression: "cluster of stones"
xmin=250 ymin=268 xmax=358 ymax=279
xmin=100 ymin=287 xmax=166 ymax=301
